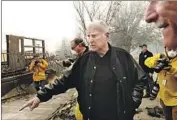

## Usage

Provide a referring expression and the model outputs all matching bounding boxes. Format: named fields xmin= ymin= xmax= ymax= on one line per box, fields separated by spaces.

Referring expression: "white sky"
xmin=2 ymin=1 xmax=78 ymax=53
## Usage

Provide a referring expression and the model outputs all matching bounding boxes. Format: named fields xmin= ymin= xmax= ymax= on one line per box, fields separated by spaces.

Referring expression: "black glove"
xmin=132 ymin=90 xmax=143 ymax=109
xmin=150 ymin=81 xmax=159 ymax=100
xmin=153 ymin=54 xmax=170 ymax=73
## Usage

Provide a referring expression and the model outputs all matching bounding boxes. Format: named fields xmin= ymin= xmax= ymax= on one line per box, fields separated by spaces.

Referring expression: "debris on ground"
xmin=50 ymin=98 xmax=77 ymax=120
xmin=146 ymin=106 xmax=164 ymax=118
xmin=50 ymin=91 xmax=78 ymax=120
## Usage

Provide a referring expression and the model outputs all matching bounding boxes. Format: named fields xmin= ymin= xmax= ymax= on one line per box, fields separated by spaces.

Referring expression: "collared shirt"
xmin=91 ymin=48 xmax=118 ymax=120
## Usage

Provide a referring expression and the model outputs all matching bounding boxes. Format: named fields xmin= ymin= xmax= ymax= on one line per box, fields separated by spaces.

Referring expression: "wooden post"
xmin=32 ymin=39 xmax=36 ymax=55
xmin=21 ymin=38 xmax=24 ymax=54
xmin=6 ymin=35 xmax=9 ymax=66
xmin=42 ymin=40 xmax=45 ymax=59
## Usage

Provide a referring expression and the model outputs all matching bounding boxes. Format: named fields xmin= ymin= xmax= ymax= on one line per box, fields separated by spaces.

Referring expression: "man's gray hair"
xmin=87 ymin=20 xmax=109 ymax=33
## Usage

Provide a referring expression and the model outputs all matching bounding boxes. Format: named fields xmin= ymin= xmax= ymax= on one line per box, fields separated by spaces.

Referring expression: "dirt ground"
xmin=2 ymin=85 xmax=165 ymax=120
xmin=51 ymin=91 xmax=165 ymax=120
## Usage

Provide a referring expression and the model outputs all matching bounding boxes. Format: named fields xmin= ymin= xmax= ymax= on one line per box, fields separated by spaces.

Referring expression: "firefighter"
xmin=29 ymin=54 xmax=48 ymax=91
xmin=145 ymin=48 xmax=177 ymax=120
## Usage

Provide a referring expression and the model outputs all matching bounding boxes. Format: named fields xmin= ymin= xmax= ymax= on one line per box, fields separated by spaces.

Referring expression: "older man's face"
xmin=87 ymin=28 xmax=108 ymax=52
xmin=144 ymin=1 xmax=177 ymax=49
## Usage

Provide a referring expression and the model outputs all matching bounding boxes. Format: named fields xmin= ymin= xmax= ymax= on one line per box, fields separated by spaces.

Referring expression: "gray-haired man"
xmin=20 ymin=20 xmax=147 ymax=120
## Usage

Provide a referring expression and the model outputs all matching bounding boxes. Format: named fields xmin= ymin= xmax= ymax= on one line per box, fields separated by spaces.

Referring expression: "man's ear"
xmin=105 ymin=32 xmax=109 ymax=38
xmin=78 ymin=44 xmax=82 ymax=47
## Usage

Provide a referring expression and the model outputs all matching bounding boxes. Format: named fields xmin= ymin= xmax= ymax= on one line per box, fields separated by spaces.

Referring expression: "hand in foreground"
xmin=19 ymin=97 xmax=41 ymax=111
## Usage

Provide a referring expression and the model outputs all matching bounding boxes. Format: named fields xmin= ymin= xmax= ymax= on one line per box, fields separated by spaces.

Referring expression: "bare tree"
xmin=73 ymin=1 xmax=87 ymax=41
xmin=110 ymin=1 xmax=162 ymax=52
xmin=55 ymin=38 xmax=72 ymax=60
xmin=73 ymin=1 xmax=121 ymax=43
xmin=74 ymin=1 xmax=162 ymax=52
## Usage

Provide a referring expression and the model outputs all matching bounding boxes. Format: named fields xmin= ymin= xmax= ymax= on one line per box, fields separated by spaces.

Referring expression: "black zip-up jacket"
xmin=37 ymin=45 xmax=146 ymax=120
xmin=139 ymin=50 xmax=154 ymax=74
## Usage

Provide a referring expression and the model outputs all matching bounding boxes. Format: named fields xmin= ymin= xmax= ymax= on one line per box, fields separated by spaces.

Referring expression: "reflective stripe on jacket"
xmin=75 ymin=103 xmax=83 ymax=120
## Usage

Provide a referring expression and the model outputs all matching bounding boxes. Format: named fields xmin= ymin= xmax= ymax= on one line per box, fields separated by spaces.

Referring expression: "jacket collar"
xmin=109 ymin=43 xmax=125 ymax=80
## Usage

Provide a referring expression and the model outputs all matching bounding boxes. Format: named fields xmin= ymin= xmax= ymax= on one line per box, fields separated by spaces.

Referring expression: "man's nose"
xmin=88 ymin=37 xmax=94 ymax=43
xmin=144 ymin=2 xmax=158 ymax=23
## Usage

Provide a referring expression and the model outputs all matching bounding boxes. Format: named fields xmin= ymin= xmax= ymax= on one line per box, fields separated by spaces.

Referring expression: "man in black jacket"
xmin=139 ymin=44 xmax=154 ymax=98
xmin=20 ymin=20 xmax=147 ymax=120
xmin=62 ymin=37 xmax=89 ymax=76
xmin=62 ymin=37 xmax=89 ymax=68
xmin=71 ymin=37 xmax=89 ymax=57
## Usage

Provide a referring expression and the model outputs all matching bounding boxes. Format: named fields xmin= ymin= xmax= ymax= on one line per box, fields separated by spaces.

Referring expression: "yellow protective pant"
xmin=75 ymin=103 xmax=83 ymax=120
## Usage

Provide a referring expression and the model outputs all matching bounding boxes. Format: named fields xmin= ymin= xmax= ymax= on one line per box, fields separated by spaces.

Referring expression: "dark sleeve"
xmin=138 ymin=53 xmax=141 ymax=64
xmin=149 ymin=52 xmax=153 ymax=57
xmin=132 ymin=57 xmax=147 ymax=109
xmin=148 ymin=52 xmax=154 ymax=73
xmin=37 ymin=58 xmax=81 ymax=102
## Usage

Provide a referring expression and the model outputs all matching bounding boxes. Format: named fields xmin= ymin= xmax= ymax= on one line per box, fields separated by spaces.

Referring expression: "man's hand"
xmin=154 ymin=55 xmax=170 ymax=73
xmin=36 ymin=62 xmax=41 ymax=66
xmin=19 ymin=97 xmax=41 ymax=111
xmin=31 ymin=60 xmax=36 ymax=65
xmin=163 ymin=65 xmax=172 ymax=71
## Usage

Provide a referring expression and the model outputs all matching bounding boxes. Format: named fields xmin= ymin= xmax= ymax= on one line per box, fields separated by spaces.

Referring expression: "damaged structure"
xmin=1 ymin=35 xmax=46 ymax=96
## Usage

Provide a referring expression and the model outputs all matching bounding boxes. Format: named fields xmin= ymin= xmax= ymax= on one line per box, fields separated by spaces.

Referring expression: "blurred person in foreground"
xmin=144 ymin=1 xmax=177 ymax=120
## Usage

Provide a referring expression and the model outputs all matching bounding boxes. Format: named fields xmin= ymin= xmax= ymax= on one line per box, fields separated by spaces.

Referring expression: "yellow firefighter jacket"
xmin=145 ymin=54 xmax=177 ymax=106
xmin=75 ymin=103 xmax=83 ymax=120
xmin=29 ymin=59 xmax=48 ymax=81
